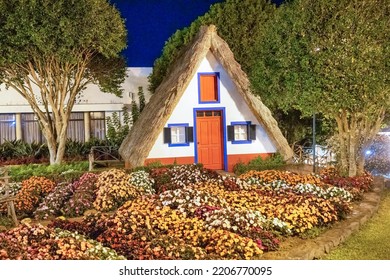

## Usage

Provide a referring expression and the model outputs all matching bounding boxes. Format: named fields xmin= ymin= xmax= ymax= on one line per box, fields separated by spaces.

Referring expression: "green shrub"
xmin=233 ymin=154 xmax=286 ymax=175
xmin=106 ymin=106 xmax=131 ymax=148
xmin=64 ymin=139 xmax=90 ymax=159
xmin=8 ymin=161 xmax=89 ymax=182
xmin=0 ymin=140 xmax=49 ymax=161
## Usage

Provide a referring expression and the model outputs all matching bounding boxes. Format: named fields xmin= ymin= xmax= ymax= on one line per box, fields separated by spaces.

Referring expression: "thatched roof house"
xmin=119 ymin=25 xmax=294 ymax=171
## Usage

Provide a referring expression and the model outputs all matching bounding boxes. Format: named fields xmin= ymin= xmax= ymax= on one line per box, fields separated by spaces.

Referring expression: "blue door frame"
xmin=193 ymin=107 xmax=228 ymax=171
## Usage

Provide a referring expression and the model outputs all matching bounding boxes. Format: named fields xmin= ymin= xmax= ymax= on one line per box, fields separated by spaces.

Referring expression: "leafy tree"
xmin=148 ymin=0 xmax=276 ymax=92
xmin=250 ymin=0 xmax=390 ymax=176
xmin=148 ymin=0 xmax=322 ymax=146
xmin=131 ymin=100 xmax=140 ymax=124
xmin=130 ymin=86 xmax=147 ymax=124
xmin=137 ymin=86 xmax=146 ymax=112
xmin=106 ymin=107 xmax=131 ymax=148
xmin=0 ymin=0 xmax=127 ymax=164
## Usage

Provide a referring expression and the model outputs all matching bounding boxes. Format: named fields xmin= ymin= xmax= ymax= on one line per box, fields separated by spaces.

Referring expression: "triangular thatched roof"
xmin=119 ymin=25 xmax=294 ymax=168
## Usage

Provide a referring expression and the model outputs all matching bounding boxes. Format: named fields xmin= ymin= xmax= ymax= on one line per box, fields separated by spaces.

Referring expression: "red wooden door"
xmin=196 ymin=111 xmax=223 ymax=170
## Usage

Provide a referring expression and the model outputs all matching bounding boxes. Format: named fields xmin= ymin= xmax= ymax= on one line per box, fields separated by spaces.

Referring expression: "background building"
xmin=0 ymin=1 xmax=222 ymax=144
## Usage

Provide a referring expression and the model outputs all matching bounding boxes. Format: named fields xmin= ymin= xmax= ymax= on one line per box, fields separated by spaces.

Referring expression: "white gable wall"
xmin=147 ymin=51 xmax=276 ymax=161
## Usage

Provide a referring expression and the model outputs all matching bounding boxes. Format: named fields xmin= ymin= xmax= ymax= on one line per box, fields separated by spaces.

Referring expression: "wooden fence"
xmin=0 ymin=168 xmax=18 ymax=226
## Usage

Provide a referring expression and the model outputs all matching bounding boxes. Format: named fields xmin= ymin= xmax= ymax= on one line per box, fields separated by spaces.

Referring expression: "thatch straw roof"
xmin=119 ymin=25 xmax=294 ymax=168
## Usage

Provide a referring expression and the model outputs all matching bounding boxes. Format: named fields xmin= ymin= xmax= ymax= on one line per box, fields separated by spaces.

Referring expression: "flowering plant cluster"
xmin=238 ymin=170 xmax=356 ymax=203
xmin=143 ymin=234 xmax=210 ymax=260
xmin=149 ymin=167 xmax=173 ymax=193
xmin=167 ymin=165 xmax=220 ymax=188
xmin=32 ymin=173 xmax=98 ymax=219
xmin=321 ymin=172 xmax=373 ymax=199
xmin=148 ymin=164 xmax=221 ymax=194
xmin=128 ymin=170 xmax=155 ymax=194
xmin=14 ymin=176 xmax=55 ymax=215
xmin=199 ymin=229 xmax=263 ymax=260
xmin=62 ymin=173 xmax=98 ymax=217
xmin=195 ymin=182 xmax=347 ymax=234
xmin=53 ymin=228 xmax=125 ymax=260
xmin=2 ymin=164 xmax=370 ymax=260
xmin=245 ymin=227 xmax=281 ymax=252
xmin=158 ymin=186 xmax=229 ymax=216
xmin=93 ymin=169 xmax=140 ymax=211
xmin=201 ymin=207 xmax=290 ymax=235
xmin=33 ymin=183 xmax=74 ymax=220
xmin=0 ymin=223 xmax=124 ymax=260
xmin=97 ymin=202 xmax=265 ymax=260
xmin=0 ymin=182 xmax=21 ymax=196
xmin=293 ymin=183 xmax=353 ymax=202
xmin=240 ymin=170 xmax=323 ymax=187
xmin=221 ymin=176 xmax=251 ymax=191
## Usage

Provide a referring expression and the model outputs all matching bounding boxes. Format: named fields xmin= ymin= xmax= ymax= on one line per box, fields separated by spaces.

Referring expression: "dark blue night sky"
xmin=111 ymin=0 xmax=282 ymax=67
xmin=111 ymin=0 xmax=222 ymax=67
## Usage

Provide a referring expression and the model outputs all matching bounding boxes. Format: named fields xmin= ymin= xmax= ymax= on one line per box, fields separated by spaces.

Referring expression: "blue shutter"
xmin=163 ymin=127 xmax=171 ymax=144
xmin=227 ymin=125 xmax=234 ymax=141
xmin=186 ymin=126 xmax=194 ymax=143
xmin=249 ymin=124 xmax=256 ymax=140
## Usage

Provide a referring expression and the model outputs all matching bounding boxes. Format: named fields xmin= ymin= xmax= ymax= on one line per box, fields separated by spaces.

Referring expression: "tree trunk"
xmin=55 ymin=127 xmax=68 ymax=164
xmin=336 ymin=113 xmax=362 ymax=177
xmin=334 ymin=109 xmax=385 ymax=177
xmin=41 ymin=116 xmax=70 ymax=165
xmin=348 ymin=118 xmax=358 ymax=177
xmin=348 ymin=138 xmax=358 ymax=177
xmin=356 ymin=152 xmax=366 ymax=175
xmin=43 ymin=130 xmax=58 ymax=165
xmin=335 ymin=116 xmax=349 ymax=176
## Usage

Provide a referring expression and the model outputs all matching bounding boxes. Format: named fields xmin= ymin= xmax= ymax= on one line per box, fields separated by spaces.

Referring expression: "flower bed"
xmin=0 ymin=164 xmax=374 ymax=260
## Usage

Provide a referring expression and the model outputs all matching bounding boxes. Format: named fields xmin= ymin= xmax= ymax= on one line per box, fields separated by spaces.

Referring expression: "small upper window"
xmin=198 ymin=73 xmax=219 ymax=103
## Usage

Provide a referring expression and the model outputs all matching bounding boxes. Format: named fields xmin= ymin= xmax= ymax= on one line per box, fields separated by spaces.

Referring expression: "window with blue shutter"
xmin=163 ymin=123 xmax=194 ymax=147
xmin=227 ymin=121 xmax=256 ymax=144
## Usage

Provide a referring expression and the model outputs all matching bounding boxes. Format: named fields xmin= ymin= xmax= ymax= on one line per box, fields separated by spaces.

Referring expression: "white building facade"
xmin=0 ymin=67 xmax=152 ymax=144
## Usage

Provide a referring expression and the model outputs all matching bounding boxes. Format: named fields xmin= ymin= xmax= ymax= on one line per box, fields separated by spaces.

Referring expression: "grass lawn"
xmin=323 ymin=187 xmax=390 ymax=260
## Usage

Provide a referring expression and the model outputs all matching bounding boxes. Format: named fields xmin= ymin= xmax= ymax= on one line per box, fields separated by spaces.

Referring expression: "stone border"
xmin=261 ymin=176 xmax=385 ymax=260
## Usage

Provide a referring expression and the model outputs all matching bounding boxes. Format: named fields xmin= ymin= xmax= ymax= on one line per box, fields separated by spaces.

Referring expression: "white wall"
xmin=147 ymin=51 xmax=276 ymax=159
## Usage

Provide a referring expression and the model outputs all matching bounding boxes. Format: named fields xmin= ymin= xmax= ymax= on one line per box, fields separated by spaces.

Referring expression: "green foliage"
xmin=130 ymin=86 xmax=146 ymax=124
xmin=323 ymin=189 xmax=390 ymax=260
xmin=0 ymin=0 xmax=127 ymax=93
xmin=0 ymin=138 xmax=111 ymax=166
xmin=251 ymin=0 xmax=390 ymax=116
xmin=0 ymin=0 xmax=127 ymax=165
xmin=250 ymin=0 xmax=390 ymax=176
xmin=131 ymin=101 xmax=140 ymax=124
xmin=0 ymin=140 xmax=45 ymax=159
xmin=8 ymin=162 xmax=89 ymax=182
xmin=233 ymin=154 xmax=286 ymax=175
xmin=0 ymin=0 xmax=126 ymax=64
xmin=137 ymin=86 xmax=146 ymax=112
xmin=106 ymin=107 xmax=131 ymax=148
xmin=148 ymin=0 xmax=276 ymax=92
xmin=64 ymin=139 xmax=90 ymax=160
